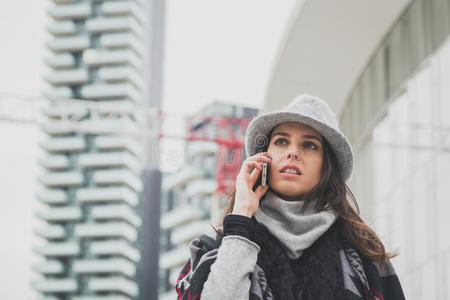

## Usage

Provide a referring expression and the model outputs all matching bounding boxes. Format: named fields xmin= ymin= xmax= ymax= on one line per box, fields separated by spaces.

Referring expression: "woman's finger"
xmin=247 ymin=154 xmax=272 ymax=164
xmin=249 ymin=164 xmax=261 ymax=185
xmin=242 ymin=155 xmax=271 ymax=173
xmin=254 ymin=184 xmax=269 ymax=198
xmin=241 ymin=160 xmax=262 ymax=175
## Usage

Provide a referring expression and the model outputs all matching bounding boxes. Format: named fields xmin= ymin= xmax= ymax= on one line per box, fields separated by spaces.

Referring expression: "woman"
xmin=175 ymin=95 xmax=405 ymax=300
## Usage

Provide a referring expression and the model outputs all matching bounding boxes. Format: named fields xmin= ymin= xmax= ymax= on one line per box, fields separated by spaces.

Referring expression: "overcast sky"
xmin=0 ymin=0 xmax=297 ymax=298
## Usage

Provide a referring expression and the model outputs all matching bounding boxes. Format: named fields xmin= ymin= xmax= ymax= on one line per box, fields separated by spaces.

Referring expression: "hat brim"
xmin=245 ymin=111 xmax=353 ymax=181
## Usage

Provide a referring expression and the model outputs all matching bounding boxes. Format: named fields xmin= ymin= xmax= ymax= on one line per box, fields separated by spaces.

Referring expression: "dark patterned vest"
xmin=250 ymin=218 xmax=357 ymax=300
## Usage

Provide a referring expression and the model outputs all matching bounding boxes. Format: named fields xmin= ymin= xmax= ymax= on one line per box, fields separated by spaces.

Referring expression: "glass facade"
xmin=341 ymin=1 xmax=450 ymax=298
xmin=370 ymin=39 xmax=450 ymax=299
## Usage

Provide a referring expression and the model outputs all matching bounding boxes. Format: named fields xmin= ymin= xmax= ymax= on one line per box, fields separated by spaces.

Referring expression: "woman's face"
xmin=266 ymin=121 xmax=324 ymax=200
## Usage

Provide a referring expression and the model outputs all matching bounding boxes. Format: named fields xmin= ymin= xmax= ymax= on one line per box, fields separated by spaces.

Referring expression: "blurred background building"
xmin=264 ymin=0 xmax=450 ymax=298
xmin=158 ymin=101 xmax=257 ymax=300
xmin=32 ymin=0 xmax=164 ymax=299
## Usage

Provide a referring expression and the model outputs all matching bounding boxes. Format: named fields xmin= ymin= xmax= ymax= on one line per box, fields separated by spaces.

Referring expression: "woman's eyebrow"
xmin=303 ymin=134 xmax=322 ymax=144
xmin=272 ymin=132 xmax=290 ymax=137
xmin=272 ymin=132 xmax=322 ymax=144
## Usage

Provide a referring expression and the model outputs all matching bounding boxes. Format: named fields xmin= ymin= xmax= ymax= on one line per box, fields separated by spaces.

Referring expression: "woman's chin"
xmin=273 ymin=180 xmax=304 ymax=190
xmin=270 ymin=184 xmax=306 ymax=199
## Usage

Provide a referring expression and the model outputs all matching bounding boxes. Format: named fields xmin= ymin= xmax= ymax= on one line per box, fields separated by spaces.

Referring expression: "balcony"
xmin=32 ymin=296 xmax=59 ymax=300
xmin=47 ymin=35 xmax=90 ymax=52
xmin=83 ymin=49 xmax=141 ymax=70
xmin=48 ymin=2 xmax=91 ymax=20
xmin=91 ymin=204 xmax=141 ymax=227
xmin=75 ymin=118 xmax=140 ymax=137
xmin=159 ymin=245 xmax=190 ymax=270
xmin=52 ymin=0 xmax=77 ymax=3
xmin=100 ymin=1 xmax=146 ymax=25
xmin=89 ymin=240 xmax=140 ymax=262
xmin=160 ymin=205 xmax=205 ymax=230
xmin=187 ymin=141 xmax=219 ymax=157
xmin=76 ymin=187 xmax=138 ymax=206
xmin=40 ymin=136 xmax=86 ymax=153
xmin=94 ymin=135 xmax=141 ymax=156
xmin=39 ymin=155 xmax=70 ymax=170
xmin=32 ymin=278 xmax=77 ymax=293
xmin=86 ymin=277 xmax=138 ymax=298
xmin=43 ymin=87 xmax=73 ymax=99
xmin=47 ymin=20 xmax=77 ymax=36
xmin=33 ymin=242 xmax=80 ymax=257
xmin=35 ymin=225 xmax=66 ymax=239
xmin=72 ymin=296 xmax=132 ymax=300
xmin=32 ymin=260 xmax=64 ymax=274
xmin=42 ymin=104 xmax=88 ymax=119
xmin=78 ymin=152 xmax=140 ymax=173
xmin=45 ymin=68 xmax=89 ymax=85
xmin=79 ymin=83 xmax=141 ymax=102
xmin=41 ymin=124 xmax=72 ymax=136
xmin=38 ymin=171 xmax=84 ymax=187
xmin=41 ymin=123 xmax=75 ymax=136
xmin=99 ymin=33 xmax=144 ymax=57
xmin=73 ymin=258 xmax=135 ymax=277
xmin=74 ymin=222 xmax=137 ymax=241
xmin=45 ymin=53 xmax=75 ymax=69
xmin=85 ymin=17 xmax=143 ymax=37
xmin=170 ymin=220 xmax=212 ymax=245
xmin=98 ymin=66 xmax=144 ymax=90
xmin=185 ymin=178 xmax=217 ymax=198
xmin=94 ymin=100 xmax=137 ymax=115
xmin=162 ymin=167 xmax=204 ymax=190
xmin=36 ymin=206 xmax=82 ymax=222
xmin=36 ymin=189 xmax=68 ymax=205
xmin=92 ymin=169 xmax=142 ymax=192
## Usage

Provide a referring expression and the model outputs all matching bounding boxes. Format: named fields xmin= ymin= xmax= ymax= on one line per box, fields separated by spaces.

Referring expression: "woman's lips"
xmin=279 ymin=172 xmax=301 ymax=178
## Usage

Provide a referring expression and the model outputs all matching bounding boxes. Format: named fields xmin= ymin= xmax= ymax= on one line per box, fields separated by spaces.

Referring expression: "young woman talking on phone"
xmin=175 ymin=95 xmax=405 ymax=300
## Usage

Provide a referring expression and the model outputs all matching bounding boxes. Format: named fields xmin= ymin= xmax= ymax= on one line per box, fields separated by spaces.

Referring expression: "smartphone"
xmin=261 ymin=162 xmax=268 ymax=186
xmin=253 ymin=162 xmax=270 ymax=191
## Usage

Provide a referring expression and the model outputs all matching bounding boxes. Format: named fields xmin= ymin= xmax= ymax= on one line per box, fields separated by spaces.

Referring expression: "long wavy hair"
xmin=215 ymin=128 xmax=397 ymax=263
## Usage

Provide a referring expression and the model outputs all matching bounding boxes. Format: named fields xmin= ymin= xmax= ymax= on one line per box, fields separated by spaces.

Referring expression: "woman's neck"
xmin=268 ymin=188 xmax=305 ymax=202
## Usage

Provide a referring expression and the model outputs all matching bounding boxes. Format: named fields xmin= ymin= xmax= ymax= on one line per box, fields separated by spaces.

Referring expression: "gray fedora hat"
xmin=245 ymin=94 xmax=354 ymax=182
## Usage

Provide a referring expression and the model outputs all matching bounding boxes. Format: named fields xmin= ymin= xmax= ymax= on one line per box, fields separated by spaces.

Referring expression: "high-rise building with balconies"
xmin=33 ymin=0 xmax=164 ymax=299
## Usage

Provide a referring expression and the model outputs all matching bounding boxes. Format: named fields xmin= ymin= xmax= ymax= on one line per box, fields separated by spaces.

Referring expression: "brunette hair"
xmin=215 ymin=129 xmax=397 ymax=263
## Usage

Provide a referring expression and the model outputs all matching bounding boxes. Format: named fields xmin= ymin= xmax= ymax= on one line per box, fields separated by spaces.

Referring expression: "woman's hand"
xmin=232 ymin=152 xmax=272 ymax=218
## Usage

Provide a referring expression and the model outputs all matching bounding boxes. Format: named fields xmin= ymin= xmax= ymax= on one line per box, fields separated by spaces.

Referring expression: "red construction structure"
xmin=184 ymin=102 xmax=258 ymax=194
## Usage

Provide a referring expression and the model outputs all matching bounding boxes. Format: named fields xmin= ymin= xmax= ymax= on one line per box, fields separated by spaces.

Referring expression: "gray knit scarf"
xmin=254 ymin=190 xmax=337 ymax=260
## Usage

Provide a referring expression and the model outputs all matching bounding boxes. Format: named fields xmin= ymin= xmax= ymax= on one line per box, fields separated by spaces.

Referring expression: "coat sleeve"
xmin=200 ymin=235 xmax=260 ymax=300
xmin=363 ymin=258 xmax=406 ymax=300
xmin=374 ymin=259 xmax=406 ymax=300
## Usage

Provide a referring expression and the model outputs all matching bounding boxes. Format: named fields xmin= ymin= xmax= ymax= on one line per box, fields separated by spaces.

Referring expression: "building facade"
xmin=33 ymin=0 xmax=164 ymax=299
xmin=341 ymin=1 xmax=450 ymax=298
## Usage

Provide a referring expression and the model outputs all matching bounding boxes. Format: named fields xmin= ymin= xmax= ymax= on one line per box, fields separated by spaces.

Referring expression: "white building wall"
xmin=369 ymin=38 xmax=450 ymax=299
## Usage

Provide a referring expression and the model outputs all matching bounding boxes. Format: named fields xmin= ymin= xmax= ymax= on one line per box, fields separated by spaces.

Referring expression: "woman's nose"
xmin=286 ymin=148 xmax=303 ymax=160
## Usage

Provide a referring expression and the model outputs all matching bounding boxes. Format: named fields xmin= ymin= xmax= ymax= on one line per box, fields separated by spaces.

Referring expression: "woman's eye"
xmin=274 ymin=138 xmax=287 ymax=145
xmin=304 ymin=141 xmax=317 ymax=149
